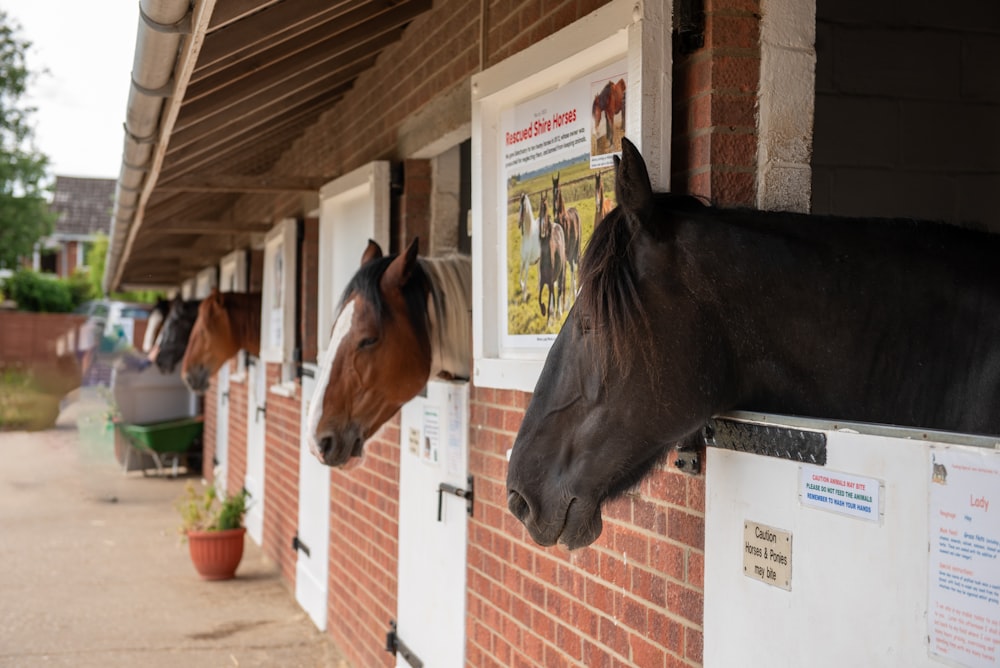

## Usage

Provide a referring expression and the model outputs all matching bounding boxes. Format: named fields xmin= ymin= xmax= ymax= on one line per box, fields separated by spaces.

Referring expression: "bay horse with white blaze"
xmin=591 ymin=78 xmax=626 ymax=145
xmin=507 ymin=137 xmax=1000 ymax=550
xmin=306 ymin=238 xmax=471 ymax=467
xmin=180 ymin=290 xmax=261 ymax=393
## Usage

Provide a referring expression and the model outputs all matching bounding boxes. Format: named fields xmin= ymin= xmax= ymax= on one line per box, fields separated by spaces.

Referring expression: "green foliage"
xmin=0 ymin=13 xmax=55 ymax=269
xmin=85 ymin=234 xmax=161 ymax=303
xmin=3 ymin=268 xmax=72 ymax=312
xmin=64 ymin=269 xmax=95 ymax=308
xmin=176 ymin=482 xmax=249 ymax=534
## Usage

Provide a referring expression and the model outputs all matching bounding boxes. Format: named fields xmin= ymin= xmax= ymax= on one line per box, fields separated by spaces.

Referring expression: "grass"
xmin=0 ymin=365 xmax=67 ymax=431
xmin=505 ymin=157 xmax=617 ymax=336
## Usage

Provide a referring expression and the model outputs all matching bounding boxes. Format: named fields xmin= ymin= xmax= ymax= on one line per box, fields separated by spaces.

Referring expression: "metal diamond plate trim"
xmin=704 ymin=418 xmax=827 ymax=465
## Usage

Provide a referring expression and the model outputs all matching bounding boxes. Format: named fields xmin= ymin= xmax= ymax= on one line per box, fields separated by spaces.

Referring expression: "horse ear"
xmin=361 ymin=240 xmax=383 ymax=266
xmin=614 ymin=137 xmax=653 ymax=224
xmin=382 ymin=237 xmax=420 ymax=289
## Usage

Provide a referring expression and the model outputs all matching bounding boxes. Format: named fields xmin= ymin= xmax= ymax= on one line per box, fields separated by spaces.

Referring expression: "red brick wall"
xmin=262 ymin=362 xmax=302 ymax=584
xmin=203 ymin=374 xmax=218 ymax=481
xmin=226 ymin=372 xmax=249 ymax=495
xmin=65 ymin=241 xmax=79 ymax=277
xmin=672 ymin=0 xmax=761 ymax=206
xmin=326 ymin=418 xmax=401 ymax=668
xmin=0 ymin=312 xmax=86 ymax=365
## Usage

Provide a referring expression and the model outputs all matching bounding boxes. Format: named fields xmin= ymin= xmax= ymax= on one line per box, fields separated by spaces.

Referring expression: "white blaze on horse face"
xmin=142 ymin=308 xmax=164 ymax=353
xmin=307 ymin=299 xmax=356 ymax=460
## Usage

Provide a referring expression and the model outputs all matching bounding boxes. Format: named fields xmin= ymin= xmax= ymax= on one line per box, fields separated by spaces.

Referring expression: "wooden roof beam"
xmin=156 ymin=175 xmax=327 ymax=194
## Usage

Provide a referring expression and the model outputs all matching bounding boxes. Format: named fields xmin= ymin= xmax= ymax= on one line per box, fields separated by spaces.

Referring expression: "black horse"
xmin=154 ymin=296 xmax=202 ymax=374
xmin=507 ymin=137 xmax=1000 ymax=550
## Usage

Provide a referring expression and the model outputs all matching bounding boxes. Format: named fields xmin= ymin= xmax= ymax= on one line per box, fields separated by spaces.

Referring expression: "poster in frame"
xmin=472 ymin=0 xmax=672 ymax=392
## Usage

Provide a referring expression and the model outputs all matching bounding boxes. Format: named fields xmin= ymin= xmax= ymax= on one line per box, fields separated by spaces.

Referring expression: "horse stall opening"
xmin=704 ymin=415 xmax=1000 ymax=667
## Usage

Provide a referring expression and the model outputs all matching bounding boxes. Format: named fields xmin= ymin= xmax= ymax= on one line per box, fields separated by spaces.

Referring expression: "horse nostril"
xmin=508 ymin=490 xmax=530 ymax=521
xmin=319 ymin=436 xmax=333 ymax=456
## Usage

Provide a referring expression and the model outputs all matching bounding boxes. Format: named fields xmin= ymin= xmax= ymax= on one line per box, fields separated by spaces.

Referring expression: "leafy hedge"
xmin=2 ymin=268 xmax=94 ymax=313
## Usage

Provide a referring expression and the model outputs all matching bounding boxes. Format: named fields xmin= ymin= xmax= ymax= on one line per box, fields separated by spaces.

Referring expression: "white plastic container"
xmin=112 ymin=364 xmax=195 ymax=425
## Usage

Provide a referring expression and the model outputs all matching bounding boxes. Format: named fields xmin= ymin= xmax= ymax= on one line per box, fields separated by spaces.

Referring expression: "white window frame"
xmin=471 ymin=0 xmax=672 ymax=391
xmin=317 ymin=161 xmax=391 ymax=363
xmin=261 ymin=219 xmax=297 ymax=390
xmin=194 ymin=266 xmax=218 ymax=299
xmin=180 ymin=278 xmax=197 ymax=300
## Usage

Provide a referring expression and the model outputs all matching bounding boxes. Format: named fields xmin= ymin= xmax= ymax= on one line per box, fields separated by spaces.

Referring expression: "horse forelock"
xmin=576 ymin=206 xmax=651 ymax=379
xmin=340 ymin=254 xmax=434 ymax=352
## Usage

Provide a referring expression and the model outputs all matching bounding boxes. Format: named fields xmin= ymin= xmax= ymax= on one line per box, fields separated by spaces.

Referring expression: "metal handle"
xmin=437 ymin=476 xmax=474 ymax=521
xmin=255 ymin=405 xmax=266 ymax=422
xmin=292 ymin=534 xmax=311 ymax=557
xmin=221 ymin=390 xmax=229 ymax=405
xmin=385 ymin=620 xmax=423 ymax=668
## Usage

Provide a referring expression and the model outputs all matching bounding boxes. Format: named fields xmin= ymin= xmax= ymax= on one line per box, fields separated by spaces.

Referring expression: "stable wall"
xmin=811 ymin=0 xmax=1000 ymax=229
xmin=203 ymin=0 xmax=770 ymax=665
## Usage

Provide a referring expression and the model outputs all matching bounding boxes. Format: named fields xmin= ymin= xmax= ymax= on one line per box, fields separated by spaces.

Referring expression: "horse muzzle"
xmin=183 ymin=365 xmax=210 ymax=394
xmin=312 ymin=424 xmax=365 ymax=467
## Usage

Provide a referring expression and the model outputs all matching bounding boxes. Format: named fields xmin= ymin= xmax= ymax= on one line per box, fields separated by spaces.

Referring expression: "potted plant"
xmin=176 ymin=482 xmax=249 ymax=580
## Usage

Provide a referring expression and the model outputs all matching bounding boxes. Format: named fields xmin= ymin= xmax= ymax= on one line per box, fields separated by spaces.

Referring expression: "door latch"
xmin=437 ymin=476 xmax=474 ymax=521
xmin=385 ymin=619 xmax=424 ymax=668
xmin=255 ymin=405 xmax=266 ymax=422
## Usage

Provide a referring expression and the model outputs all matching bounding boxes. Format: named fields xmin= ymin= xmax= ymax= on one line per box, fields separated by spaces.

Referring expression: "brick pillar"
xmin=400 ymin=159 xmax=431 ymax=253
xmin=672 ymin=0 xmax=762 ymax=207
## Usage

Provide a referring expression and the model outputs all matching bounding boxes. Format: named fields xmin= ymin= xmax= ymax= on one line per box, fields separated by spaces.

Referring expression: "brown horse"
xmin=180 ymin=290 xmax=261 ymax=393
xmin=537 ymin=192 xmax=566 ymax=324
xmin=594 ymin=171 xmax=614 ymax=228
xmin=552 ymin=173 xmax=581 ymax=295
xmin=306 ymin=238 xmax=471 ymax=467
xmin=591 ymin=78 xmax=626 ymax=145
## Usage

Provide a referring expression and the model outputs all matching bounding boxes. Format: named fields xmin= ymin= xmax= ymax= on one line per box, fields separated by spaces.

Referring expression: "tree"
xmin=0 ymin=12 xmax=54 ymax=269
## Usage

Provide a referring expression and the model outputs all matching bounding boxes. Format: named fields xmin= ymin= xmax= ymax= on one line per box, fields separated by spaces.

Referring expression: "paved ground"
xmin=0 ymin=394 xmax=346 ymax=668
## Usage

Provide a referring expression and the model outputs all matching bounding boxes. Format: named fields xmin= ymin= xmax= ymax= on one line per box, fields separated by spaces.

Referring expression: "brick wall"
xmin=326 ymin=418 xmax=401 ymax=668
xmin=672 ymin=0 xmax=761 ymax=206
xmin=226 ymin=373 xmax=249 ymax=495
xmin=262 ymin=362 xmax=302 ymax=584
xmin=812 ymin=0 xmax=1000 ymax=228
xmin=0 ymin=312 xmax=87 ymax=365
xmin=203 ymin=374 xmax=218 ymax=481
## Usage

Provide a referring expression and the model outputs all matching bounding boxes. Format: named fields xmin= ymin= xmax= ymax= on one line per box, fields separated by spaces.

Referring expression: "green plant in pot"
xmin=177 ymin=482 xmax=249 ymax=580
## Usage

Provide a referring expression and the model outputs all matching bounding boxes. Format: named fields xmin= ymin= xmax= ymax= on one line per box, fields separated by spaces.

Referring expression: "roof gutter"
xmin=103 ymin=0 xmax=216 ymax=293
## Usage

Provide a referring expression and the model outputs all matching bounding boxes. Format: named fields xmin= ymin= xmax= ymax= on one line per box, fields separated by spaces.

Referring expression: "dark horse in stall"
xmin=537 ymin=192 xmax=566 ymax=323
xmin=552 ymin=173 xmax=581 ymax=295
xmin=150 ymin=296 xmax=202 ymax=374
xmin=507 ymin=137 xmax=1000 ymax=550
xmin=180 ymin=290 xmax=262 ymax=393
xmin=306 ymin=238 xmax=471 ymax=467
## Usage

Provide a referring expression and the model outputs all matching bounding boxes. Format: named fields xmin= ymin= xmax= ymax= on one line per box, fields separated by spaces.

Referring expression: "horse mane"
xmin=339 ymin=251 xmax=471 ymax=381
xmin=577 ymin=193 xmax=707 ymax=378
xmin=217 ymin=292 xmax=262 ymax=354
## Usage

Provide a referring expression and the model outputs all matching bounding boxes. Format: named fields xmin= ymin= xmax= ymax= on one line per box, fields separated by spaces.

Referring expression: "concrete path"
xmin=0 ymin=396 xmax=345 ymax=668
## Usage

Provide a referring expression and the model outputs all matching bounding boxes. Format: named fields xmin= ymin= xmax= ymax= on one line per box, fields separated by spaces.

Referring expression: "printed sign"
xmin=500 ymin=59 xmax=627 ymax=346
xmin=929 ymin=447 xmax=1000 ymax=667
xmin=743 ymin=521 xmax=792 ymax=590
xmin=799 ymin=466 xmax=882 ymax=522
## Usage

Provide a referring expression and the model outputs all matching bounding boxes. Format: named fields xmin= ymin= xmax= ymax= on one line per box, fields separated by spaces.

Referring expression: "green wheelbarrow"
xmin=116 ymin=415 xmax=203 ymax=477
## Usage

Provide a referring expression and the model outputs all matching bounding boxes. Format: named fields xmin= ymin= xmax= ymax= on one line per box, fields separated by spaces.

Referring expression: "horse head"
xmin=518 ymin=192 xmax=530 ymax=235
xmin=307 ymin=238 xmax=436 ymax=467
xmin=181 ymin=289 xmax=243 ymax=393
xmin=507 ymin=138 xmax=721 ymax=550
xmin=154 ymin=296 xmax=201 ymax=374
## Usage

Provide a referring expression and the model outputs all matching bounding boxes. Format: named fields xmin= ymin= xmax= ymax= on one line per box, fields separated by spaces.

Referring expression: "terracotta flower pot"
xmin=186 ymin=527 xmax=246 ymax=580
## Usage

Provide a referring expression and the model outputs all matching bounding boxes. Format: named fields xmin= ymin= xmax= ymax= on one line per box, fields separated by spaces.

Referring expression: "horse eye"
xmin=358 ymin=336 xmax=378 ymax=350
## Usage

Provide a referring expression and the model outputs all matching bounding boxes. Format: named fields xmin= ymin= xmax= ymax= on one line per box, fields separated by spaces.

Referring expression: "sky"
xmin=3 ymin=1 xmax=139 ymax=179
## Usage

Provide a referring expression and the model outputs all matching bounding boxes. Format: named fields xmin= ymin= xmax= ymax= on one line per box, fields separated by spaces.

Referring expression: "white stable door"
xmin=244 ymin=357 xmax=266 ymax=544
xmin=395 ymin=380 xmax=470 ymax=668
xmin=295 ymin=367 xmax=330 ymax=630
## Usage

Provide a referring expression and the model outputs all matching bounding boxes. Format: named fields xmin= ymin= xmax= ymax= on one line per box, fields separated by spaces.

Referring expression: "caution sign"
xmin=743 ymin=520 xmax=792 ymax=591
